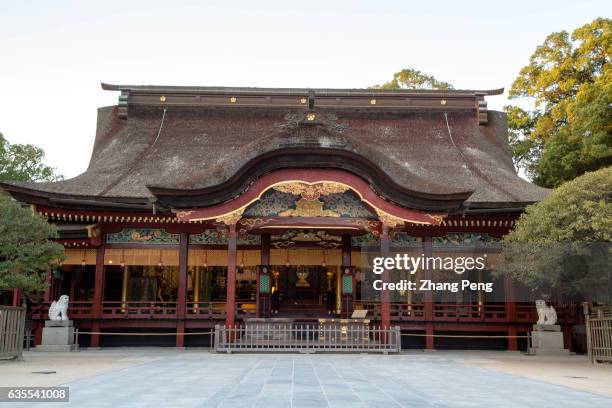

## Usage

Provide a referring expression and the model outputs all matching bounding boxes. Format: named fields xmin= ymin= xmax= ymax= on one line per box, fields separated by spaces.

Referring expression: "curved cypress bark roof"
xmin=1 ymin=84 xmax=549 ymax=212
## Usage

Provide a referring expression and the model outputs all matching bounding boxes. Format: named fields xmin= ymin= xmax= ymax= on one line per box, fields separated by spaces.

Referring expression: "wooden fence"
xmin=0 ymin=306 xmax=26 ymax=360
xmin=214 ymin=324 xmax=401 ymax=353
xmin=585 ymin=304 xmax=612 ymax=364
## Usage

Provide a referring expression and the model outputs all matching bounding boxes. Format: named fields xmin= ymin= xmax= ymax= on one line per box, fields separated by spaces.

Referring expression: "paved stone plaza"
xmin=3 ymin=350 xmax=612 ymax=407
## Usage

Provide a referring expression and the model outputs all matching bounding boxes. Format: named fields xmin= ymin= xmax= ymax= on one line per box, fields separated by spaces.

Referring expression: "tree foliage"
xmin=500 ymin=168 xmax=612 ymax=300
xmin=506 ymin=18 xmax=611 ymax=187
xmin=373 ymin=68 xmax=454 ymax=90
xmin=0 ymin=194 xmax=64 ymax=292
xmin=0 ymin=132 xmax=63 ymax=182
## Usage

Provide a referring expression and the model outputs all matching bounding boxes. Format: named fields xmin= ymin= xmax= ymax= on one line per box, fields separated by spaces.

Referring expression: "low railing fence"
xmin=0 ymin=306 xmax=26 ymax=360
xmin=585 ymin=305 xmax=612 ymax=364
xmin=214 ymin=324 xmax=401 ymax=353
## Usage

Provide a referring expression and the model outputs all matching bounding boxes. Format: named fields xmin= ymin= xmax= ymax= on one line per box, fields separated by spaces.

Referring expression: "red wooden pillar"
xmin=505 ymin=273 xmax=518 ymax=351
xmin=226 ymin=224 xmax=237 ymax=327
xmin=34 ymin=322 xmax=43 ymax=346
xmin=91 ymin=239 xmax=106 ymax=347
xmin=341 ymin=234 xmax=354 ymax=317
xmin=380 ymin=225 xmax=391 ymax=330
xmin=258 ymin=234 xmax=271 ymax=318
xmin=176 ymin=232 xmax=189 ymax=347
xmin=423 ymin=236 xmax=434 ymax=350
xmin=12 ymin=288 xmax=23 ymax=307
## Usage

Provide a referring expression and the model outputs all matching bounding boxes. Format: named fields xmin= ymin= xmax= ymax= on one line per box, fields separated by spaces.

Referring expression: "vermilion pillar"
xmin=258 ymin=234 xmax=271 ymax=318
xmin=505 ymin=273 xmax=518 ymax=351
xmin=380 ymin=225 xmax=391 ymax=330
xmin=341 ymin=234 xmax=354 ymax=317
xmin=12 ymin=288 xmax=23 ymax=307
xmin=176 ymin=232 xmax=189 ymax=347
xmin=91 ymin=238 xmax=106 ymax=347
xmin=225 ymin=224 xmax=237 ymax=327
xmin=423 ymin=236 xmax=434 ymax=350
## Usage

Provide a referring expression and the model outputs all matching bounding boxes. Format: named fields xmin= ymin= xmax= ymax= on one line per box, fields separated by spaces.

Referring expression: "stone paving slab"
xmin=3 ymin=351 xmax=612 ymax=407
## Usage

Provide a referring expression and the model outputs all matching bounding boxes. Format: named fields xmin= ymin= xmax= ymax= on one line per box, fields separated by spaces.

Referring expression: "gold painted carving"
xmin=271 ymin=241 xmax=296 ymax=249
xmin=273 ymin=181 xmax=350 ymax=201
xmin=375 ymin=209 xmax=405 ymax=228
xmin=175 ymin=210 xmax=194 ymax=220
xmin=215 ymin=209 xmax=244 ymax=225
xmin=278 ymin=198 xmax=340 ymax=218
xmin=354 ymin=219 xmax=380 ymax=232
xmin=426 ymin=214 xmax=445 ymax=225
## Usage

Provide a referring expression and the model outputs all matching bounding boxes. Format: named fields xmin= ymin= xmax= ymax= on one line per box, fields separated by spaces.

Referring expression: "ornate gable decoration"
xmin=274 ymin=112 xmax=349 ymax=134
xmin=270 ymin=229 xmax=342 ymax=249
xmin=106 ymin=228 xmax=180 ymax=244
xmin=243 ymin=183 xmax=376 ymax=219
xmin=273 ymin=182 xmax=350 ymax=201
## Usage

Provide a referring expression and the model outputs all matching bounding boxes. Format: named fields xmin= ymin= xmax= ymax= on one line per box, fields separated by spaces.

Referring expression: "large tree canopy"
xmin=500 ymin=167 xmax=611 ymax=300
xmin=0 ymin=194 xmax=64 ymax=292
xmin=373 ymin=68 xmax=454 ymax=90
xmin=0 ymin=132 xmax=63 ymax=182
xmin=506 ymin=18 xmax=611 ymax=187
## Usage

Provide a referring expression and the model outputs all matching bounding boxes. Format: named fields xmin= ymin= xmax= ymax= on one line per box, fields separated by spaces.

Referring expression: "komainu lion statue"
xmin=535 ymin=299 xmax=557 ymax=325
xmin=48 ymin=295 xmax=69 ymax=321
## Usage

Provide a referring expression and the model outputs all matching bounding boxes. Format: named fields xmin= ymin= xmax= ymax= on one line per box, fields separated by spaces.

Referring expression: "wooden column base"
xmin=425 ymin=324 xmax=434 ymax=350
xmin=90 ymin=321 xmax=101 ymax=347
xmin=508 ymin=326 xmax=518 ymax=351
xmin=176 ymin=321 xmax=185 ymax=348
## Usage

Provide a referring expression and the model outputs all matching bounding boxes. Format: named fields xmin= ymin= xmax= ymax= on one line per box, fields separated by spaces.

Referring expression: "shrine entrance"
xmin=273 ymin=265 xmax=337 ymax=318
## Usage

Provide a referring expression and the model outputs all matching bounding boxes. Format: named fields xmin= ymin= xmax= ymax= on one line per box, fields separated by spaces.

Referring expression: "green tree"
xmin=0 ymin=194 xmax=64 ymax=292
xmin=373 ymin=68 xmax=454 ymax=90
xmin=500 ymin=167 xmax=612 ymax=300
xmin=0 ymin=132 xmax=63 ymax=182
xmin=506 ymin=18 xmax=611 ymax=187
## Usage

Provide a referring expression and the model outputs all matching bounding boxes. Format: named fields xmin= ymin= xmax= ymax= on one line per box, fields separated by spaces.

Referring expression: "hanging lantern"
xmin=321 ymin=250 xmax=327 ymax=268
xmin=285 ymin=249 xmax=290 ymax=267
xmin=120 ymin=250 xmax=126 ymax=268
xmin=157 ymin=250 xmax=163 ymax=268
xmin=81 ymin=249 xmax=86 ymax=267
xmin=203 ymin=250 xmax=208 ymax=268
xmin=239 ymin=251 xmax=245 ymax=269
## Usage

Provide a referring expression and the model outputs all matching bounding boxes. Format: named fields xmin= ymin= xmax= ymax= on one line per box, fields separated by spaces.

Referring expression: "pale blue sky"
xmin=0 ymin=0 xmax=609 ymax=178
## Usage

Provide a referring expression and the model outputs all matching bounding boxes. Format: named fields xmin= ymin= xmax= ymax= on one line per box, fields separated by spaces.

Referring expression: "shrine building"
xmin=2 ymin=83 xmax=580 ymax=350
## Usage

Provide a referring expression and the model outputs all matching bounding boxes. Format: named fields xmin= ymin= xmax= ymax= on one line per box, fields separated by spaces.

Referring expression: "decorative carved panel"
xmin=432 ymin=233 xmax=501 ymax=248
xmin=106 ymin=228 xmax=180 ymax=244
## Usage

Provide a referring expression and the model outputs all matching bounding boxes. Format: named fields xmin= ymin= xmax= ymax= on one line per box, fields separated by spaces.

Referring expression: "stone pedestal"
xmin=528 ymin=324 xmax=569 ymax=355
xmin=35 ymin=320 xmax=77 ymax=352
